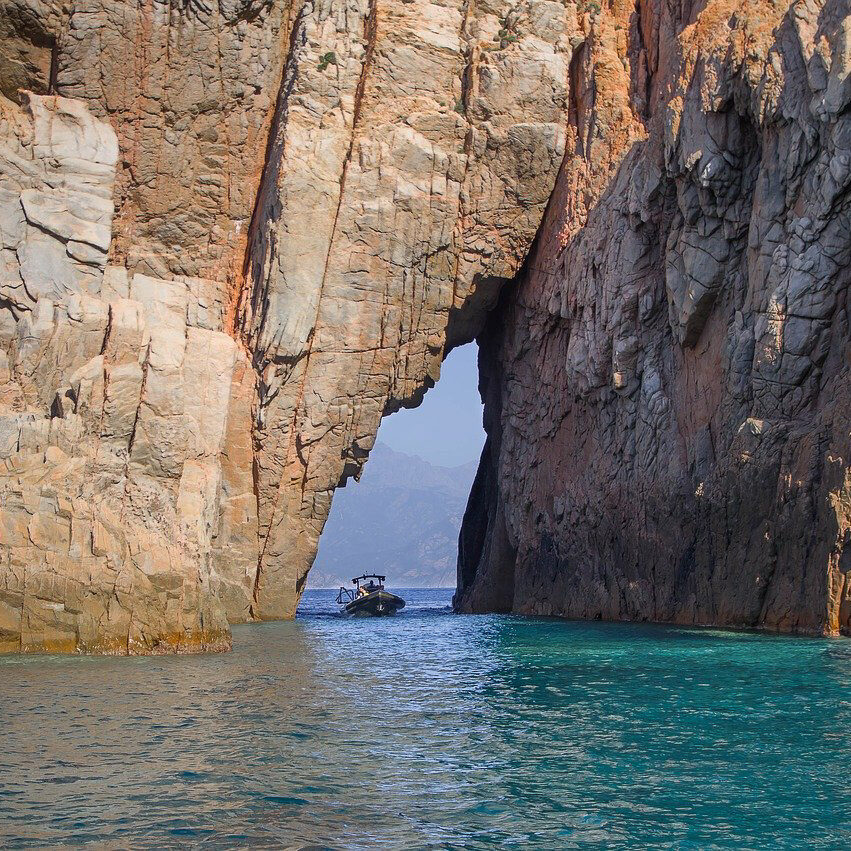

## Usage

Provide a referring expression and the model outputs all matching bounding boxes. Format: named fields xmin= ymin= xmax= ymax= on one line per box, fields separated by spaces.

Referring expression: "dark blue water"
xmin=1 ymin=588 xmax=849 ymax=848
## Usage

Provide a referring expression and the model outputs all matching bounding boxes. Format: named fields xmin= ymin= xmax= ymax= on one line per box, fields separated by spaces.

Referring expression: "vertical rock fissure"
xmin=447 ymin=0 xmax=476 ymax=327
xmin=236 ymin=0 xmax=308 ymax=337
xmin=309 ymin=0 xmax=379 ymax=341
xmin=250 ymin=0 xmax=381 ymax=610
xmin=219 ymin=0 xmax=310 ymax=616
xmin=47 ymin=38 xmax=59 ymax=95
xmin=120 ymin=339 xmax=151 ymax=514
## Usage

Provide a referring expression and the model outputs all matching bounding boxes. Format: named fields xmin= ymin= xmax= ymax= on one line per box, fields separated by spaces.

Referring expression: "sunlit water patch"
xmin=1 ymin=588 xmax=849 ymax=848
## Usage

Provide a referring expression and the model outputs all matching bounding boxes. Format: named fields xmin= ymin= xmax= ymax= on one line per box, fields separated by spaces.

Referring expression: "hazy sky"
xmin=378 ymin=343 xmax=485 ymax=467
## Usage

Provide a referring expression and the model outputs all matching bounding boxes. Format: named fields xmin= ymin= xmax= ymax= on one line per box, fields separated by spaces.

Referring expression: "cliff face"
xmin=237 ymin=0 xmax=571 ymax=619
xmin=0 ymin=0 xmax=572 ymax=651
xmin=2 ymin=0 xmax=849 ymax=652
xmin=456 ymin=0 xmax=851 ymax=635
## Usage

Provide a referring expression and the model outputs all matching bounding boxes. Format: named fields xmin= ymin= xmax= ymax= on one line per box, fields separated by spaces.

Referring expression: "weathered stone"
xmin=0 ymin=94 xmax=238 ymax=652
xmin=0 ymin=0 xmax=848 ymax=652
xmin=456 ymin=0 xmax=851 ymax=638
xmin=240 ymin=0 xmax=571 ymax=618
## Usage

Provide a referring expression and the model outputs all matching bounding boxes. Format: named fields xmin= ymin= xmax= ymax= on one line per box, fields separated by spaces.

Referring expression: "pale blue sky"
xmin=378 ymin=343 xmax=485 ymax=467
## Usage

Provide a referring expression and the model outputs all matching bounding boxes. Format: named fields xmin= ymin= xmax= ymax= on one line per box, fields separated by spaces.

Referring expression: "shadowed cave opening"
xmin=306 ymin=343 xmax=485 ymax=593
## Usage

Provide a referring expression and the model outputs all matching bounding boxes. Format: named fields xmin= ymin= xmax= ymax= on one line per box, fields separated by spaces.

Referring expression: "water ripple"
xmin=1 ymin=588 xmax=849 ymax=848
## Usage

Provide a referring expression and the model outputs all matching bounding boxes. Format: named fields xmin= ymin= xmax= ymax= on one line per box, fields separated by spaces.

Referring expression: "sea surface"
xmin=1 ymin=588 xmax=849 ymax=849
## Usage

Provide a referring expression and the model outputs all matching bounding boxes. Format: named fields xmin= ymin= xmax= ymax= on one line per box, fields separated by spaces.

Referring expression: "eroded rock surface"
xmin=241 ymin=0 xmax=571 ymax=616
xmin=456 ymin=0 xmax=851 ymax=636
xmin=0 ymin=0 xmax=572 ymax=650
xmin=2 ymin=0 xmax=849 ymax=651
xmin=0 ymin=94 xmax=239 ymax=652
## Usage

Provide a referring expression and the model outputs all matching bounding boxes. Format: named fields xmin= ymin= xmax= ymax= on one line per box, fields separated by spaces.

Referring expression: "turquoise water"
xmin=1 ymin=588 xmax=849 ymax=848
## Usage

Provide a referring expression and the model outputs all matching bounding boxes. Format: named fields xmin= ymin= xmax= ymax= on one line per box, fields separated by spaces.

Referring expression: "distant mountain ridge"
xmin=309 ymin=443 xmax=477 ymax=589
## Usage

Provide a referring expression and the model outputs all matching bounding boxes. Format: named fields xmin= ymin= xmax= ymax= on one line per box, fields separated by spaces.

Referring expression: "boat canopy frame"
xmin=336 ymin=573 xmax=387 ymax=604
xmin=351 ymin=573 xmax=385 ymax=586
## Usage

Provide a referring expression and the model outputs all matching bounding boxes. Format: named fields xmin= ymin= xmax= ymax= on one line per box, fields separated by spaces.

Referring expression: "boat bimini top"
xmin=335 ymin=574 xmax=405 ymax=616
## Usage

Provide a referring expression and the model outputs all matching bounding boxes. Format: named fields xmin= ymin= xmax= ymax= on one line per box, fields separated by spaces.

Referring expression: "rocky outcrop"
xmin=2 ymin=0 xmax=849 ymax=651
xmin=456 ymin=0 xmax=851 ymax=636
xmin=0 ymin=93 xmax=245 ymax=652
xmin=0 ymin=0 xmax=572 ymax=651
xmin=239 ymin=0 xmax=571 ymax=617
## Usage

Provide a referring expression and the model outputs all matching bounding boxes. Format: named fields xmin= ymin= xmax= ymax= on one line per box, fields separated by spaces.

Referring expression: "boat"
xmin=336 ymin=574 xmax=406 ymax=617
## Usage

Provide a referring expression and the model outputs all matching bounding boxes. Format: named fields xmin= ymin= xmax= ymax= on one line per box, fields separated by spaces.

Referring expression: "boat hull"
xmin=341 ymin=590 xmax=406 ymax=617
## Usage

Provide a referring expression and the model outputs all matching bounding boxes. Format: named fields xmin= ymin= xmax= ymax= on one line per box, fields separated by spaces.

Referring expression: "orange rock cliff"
xmin=0 ymin=0 xmax=848 ymax=652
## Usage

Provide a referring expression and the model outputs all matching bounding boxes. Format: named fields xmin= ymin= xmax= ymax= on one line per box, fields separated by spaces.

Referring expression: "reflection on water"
xmin=1 ymin=589 xmax=850 ymax=848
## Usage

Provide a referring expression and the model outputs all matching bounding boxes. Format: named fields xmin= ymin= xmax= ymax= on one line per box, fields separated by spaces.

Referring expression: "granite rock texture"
xmin=2 ymin=0 xmax=849 ymax=651
xmin=240 ymin=0 xmax=571 ymax=617
xmin=0 ymin=0 xmax=572 ymax=650
xmin=456 ymin=0 xmax=851 ymax=636
xmin=0 ymin=93 xmax=240 ymax=652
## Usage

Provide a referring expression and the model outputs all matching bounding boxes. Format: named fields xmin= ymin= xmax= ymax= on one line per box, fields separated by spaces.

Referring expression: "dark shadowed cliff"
xmin=456 ymin=0 xmax=851 ymax=636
